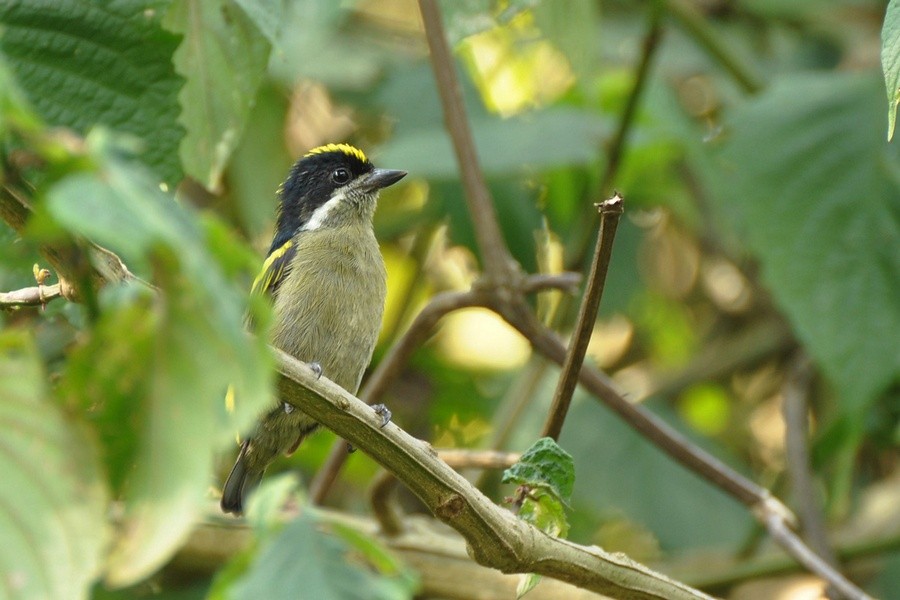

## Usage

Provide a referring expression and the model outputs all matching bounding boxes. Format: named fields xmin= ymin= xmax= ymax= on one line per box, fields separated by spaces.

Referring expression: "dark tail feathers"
xmin=221 ymin=441 xmax=264 ymax=515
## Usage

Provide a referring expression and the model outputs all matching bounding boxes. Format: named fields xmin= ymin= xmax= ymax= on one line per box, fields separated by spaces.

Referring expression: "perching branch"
xmin=542 ymin=194 xmax=624 ymax=441
xmin=277 ymin=349 xmax=715 ymax=600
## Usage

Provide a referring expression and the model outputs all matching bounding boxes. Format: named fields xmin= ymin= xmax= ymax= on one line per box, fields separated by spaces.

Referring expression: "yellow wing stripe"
xmin=304 ymin=143 xmax=368 ymax=164
xmin=252 ymin=240 xmax=293 ymax=295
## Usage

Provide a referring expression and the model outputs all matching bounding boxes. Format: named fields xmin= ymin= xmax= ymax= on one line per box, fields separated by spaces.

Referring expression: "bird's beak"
xmin=363 ymin=168 xmax=407 ymax=191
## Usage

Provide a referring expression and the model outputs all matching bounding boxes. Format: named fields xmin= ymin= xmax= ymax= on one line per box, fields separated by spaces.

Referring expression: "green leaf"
xmin=163 ymin=0 xmax=272 ymax=191
xmin=518 ymin=491 xmax=569 ymax=538
xmin=0 ymin=331 xmax=109 ymax=600
xmin=0 ymin=0 xmax=185 ymax=185
xmin=717 ymin=72 xmax=900 ymax=413
xmin=502 ymin=437 xmax=574 ymax=503
xmin=45 ymin=138 xmax=273 ymax=585
xmin=516 ymin=573 xmax=542 ymax=599
xmin=232 ymin=0 xmax=288 ymax=46
xmin=882 ymin=0 xmax=900 ymax=140
xmin=229 ymin=513 xmax=415 ymax=600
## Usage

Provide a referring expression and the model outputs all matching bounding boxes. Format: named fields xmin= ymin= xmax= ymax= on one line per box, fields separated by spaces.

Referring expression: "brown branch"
xmin=759 ymin=511 xmax=871 ymax=600
xmin=543 ymin=194 xmax=624 ymax=441
xmin=569 ymin=11 xmax=662 ymax=270
xmin=277 ymin=350 xmax=714 ymax=600
xmin=501 ymin=307 xmax=875 ymax=599
xmin=418 ymin=0 xmax=518 ymax=282
xmin=601 ymin=11 xmax=662 ymax=196
xmin=782 ymin=353 xmax=844 ymax=595
xmin=0 ymin=283 xmax=62 ymax=308
xmin=658 ymin=0 xmax=763 ymax=94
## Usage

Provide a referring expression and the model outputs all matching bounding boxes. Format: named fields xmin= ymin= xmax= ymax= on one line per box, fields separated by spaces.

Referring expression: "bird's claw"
xmin=307 ymin=361 xmax=323 ymax=379
xmin=346 ymin=441 xmax=356 ymax=454
xmin=372 ymin=404 xmax=392 ymax=428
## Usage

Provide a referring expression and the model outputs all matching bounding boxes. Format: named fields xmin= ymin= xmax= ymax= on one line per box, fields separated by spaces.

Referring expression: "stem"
xmin=542 ymin=194 xmax=624 ymax=441
xmin=782 ymin=354 xmax=841 ymax=573
xmin=418 ymin=0 xmax=517 ymax=281
xmin=658 ymin=0 xmax=763 ymax=94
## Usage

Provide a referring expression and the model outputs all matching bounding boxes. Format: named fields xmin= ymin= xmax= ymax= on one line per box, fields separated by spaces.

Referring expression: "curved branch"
xmin=277 ymin=349 xmax=714 ymax=600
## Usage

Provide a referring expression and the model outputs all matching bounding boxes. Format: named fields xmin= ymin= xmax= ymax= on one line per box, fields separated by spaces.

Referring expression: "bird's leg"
xmin=345 ymin=406 xmax=392 ymax=454
xmin=307 ymin=361 xmax=323 ymax=379
xmin=372 ymin=404 xmax=392 ymax=428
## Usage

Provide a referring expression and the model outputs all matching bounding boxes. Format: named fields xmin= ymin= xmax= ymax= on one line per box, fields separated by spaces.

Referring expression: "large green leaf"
xmin=0 ymin=0 xmax=185 ymax=186
xmin=163 ymin=0 xmax=272 ymax=191
xmin=45 ymin=140 xmax=273 ymax=585
xmin=0 ymin=332 xmax=109 ymax=600
xmin=716 ymin=72 xmax=900 ymax=412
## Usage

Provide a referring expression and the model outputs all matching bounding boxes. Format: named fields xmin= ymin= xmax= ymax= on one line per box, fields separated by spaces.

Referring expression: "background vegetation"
xmin=0 ymin=0 xmax=898 ymax=599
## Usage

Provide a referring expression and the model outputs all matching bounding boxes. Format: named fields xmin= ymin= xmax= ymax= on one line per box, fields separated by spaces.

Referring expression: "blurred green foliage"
xmin=1 ymin=0 xmax=898 ymax=598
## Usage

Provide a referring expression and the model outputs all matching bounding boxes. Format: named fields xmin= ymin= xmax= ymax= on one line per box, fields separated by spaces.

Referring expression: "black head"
xmin=271 ymin=144 xmax=405 ymax=253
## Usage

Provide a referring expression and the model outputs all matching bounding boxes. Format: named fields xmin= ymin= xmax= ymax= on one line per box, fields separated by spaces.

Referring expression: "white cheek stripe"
xmin=302 ymin=189 xmax=345 ymax=232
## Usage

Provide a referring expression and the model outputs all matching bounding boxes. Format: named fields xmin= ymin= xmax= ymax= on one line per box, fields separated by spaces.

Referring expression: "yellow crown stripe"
xmin=304 ymin=143 xmax=368 ymax=164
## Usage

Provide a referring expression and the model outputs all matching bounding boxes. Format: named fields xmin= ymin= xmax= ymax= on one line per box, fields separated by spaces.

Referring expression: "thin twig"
xmin=543 ymin=194 xmax=624 ymax=441
xmin=438 ymin=449 xmax=521 ymax=470
xmin=658 ymin=0 xmax=763 ymax=94
xmin=602 ymin=11 xmax=662 ymax=196
xmin=502 ymin=307 xmax=874 ymax=600
xmin=782 ymin=355 xmax=841 ymax=575
xmin=369 ymin=470 xmax=406 ymax=536
xmin=0 ymin=283 xmax=62 ymax=308
xmin=569 ymin=10 xmax=662 ymax=270
xmin=506 ymin=305 xmax=773 ymax=507
xmin=418 ymin=0 xmax=518 ymax=281
xmin=760 ymin=511 xmax=872 ymax=600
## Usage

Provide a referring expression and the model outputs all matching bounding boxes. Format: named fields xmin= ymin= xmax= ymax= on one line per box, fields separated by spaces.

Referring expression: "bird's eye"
xmin=331 ymin=168 xmax=351 ymax=184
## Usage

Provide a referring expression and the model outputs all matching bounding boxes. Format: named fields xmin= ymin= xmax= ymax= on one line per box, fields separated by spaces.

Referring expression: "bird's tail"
xmin=221 ymin=440 xmax=264 ymax=515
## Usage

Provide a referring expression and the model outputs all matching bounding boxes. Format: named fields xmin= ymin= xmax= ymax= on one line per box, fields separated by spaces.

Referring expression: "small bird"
xmin=221 ymin=143 xmax=406 ymax=515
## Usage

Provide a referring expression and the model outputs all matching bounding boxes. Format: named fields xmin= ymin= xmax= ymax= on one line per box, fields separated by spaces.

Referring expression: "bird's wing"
xmin=252 ymin=239 xmax=296 ymax=297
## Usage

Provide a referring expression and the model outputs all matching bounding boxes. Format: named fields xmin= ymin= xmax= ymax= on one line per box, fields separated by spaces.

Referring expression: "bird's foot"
xmin=307 ymin=361 xmax=323 ymax=379
xmin=346 ymin=441 xmax=356 ymax=454
xmin=372 ymin=404 xmax=392 ymax=428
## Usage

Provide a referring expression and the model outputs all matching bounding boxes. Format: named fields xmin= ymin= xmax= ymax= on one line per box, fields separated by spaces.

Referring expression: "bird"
xmin=221 ymin=143 xmax=406 ymax=515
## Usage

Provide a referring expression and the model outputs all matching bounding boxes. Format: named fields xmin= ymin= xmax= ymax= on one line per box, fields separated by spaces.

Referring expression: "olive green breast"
xmin=270 ymin=224 xmax=387 ymax=394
